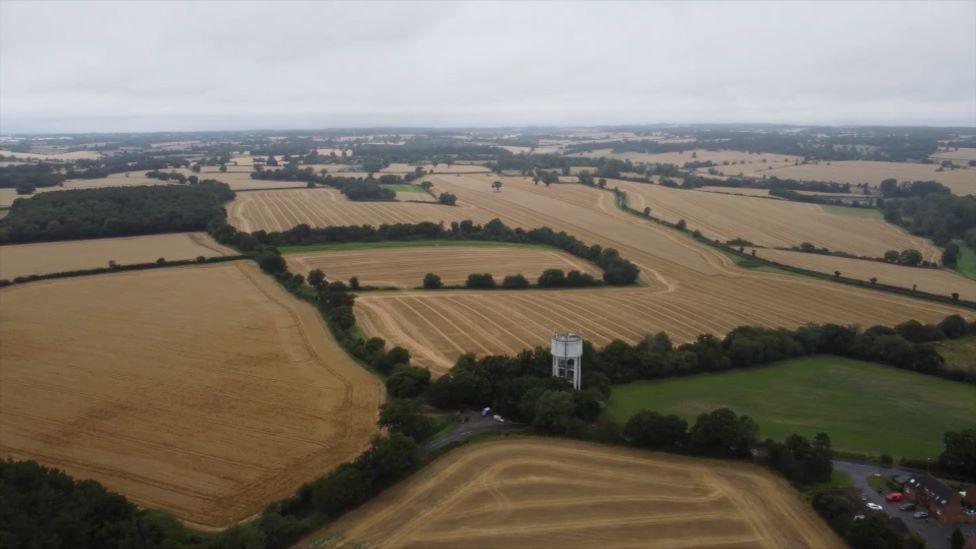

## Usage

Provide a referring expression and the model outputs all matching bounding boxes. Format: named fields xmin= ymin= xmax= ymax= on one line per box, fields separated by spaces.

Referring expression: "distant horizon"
xmin=3 ymin=120 xmax=976 ymax=138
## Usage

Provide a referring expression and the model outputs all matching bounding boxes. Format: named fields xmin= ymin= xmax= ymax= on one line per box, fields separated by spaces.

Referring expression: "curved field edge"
xmin=300 ymin=437 xmax=842 ymax=549
xmin=0 ymin=262 xmax=383 ymax=528
xmin=606 ymin=355 xmax=976 ymax=460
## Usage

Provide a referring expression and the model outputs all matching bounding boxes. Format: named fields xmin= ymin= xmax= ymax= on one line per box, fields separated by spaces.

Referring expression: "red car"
xmin=885 ymin=492 xmax=904 ymax=502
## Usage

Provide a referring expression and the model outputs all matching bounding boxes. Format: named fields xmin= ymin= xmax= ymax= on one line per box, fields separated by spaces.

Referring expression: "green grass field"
xmin=820 ymin=204 xmax=883 ymax=219
xmin=606 ymin=356 xmax=976 ymax=459
xmin=380 ymin=183 xmax=426 ymax=193
xmin=952 ymin=239 xmax=976 ymax=279
xmin=279 ymin=240 xmax=555 ymax=254
xmin=936 ymin=336 xmax=976 ymax=373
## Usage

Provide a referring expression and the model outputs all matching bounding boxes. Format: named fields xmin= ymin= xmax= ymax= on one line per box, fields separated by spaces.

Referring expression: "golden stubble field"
xmin=726 ymin=160 xmax=975 ymax=196
xmin=0 ymin=262 xmax=382 ymax=528
xmin=303 ymin=438 xmax=842 ymax=549
xmin=751 ymin=248 xmax=976 ymax=301
xmin=226 ymin=187 xmax=497 ymax=233
xmin=614 ymin=180 xmax=940 ymax=261
xmin=285 ymin=245 xmax=600 ymax=289
xmin=349 ymin=173 xmax=968 ymax=374
xmin=0 ymin=232 xmax=233 ymax=280
xmin=569 ymin=148 xmax=802 ymax=169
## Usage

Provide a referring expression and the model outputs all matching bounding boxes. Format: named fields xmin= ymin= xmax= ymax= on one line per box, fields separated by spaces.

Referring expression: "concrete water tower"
xmin=550 ymin=332 xmax=583 ymax=390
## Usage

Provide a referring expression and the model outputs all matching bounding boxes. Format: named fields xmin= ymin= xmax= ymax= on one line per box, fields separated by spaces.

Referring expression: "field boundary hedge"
xmin=0 ymin=255 xmax=250 ymax=287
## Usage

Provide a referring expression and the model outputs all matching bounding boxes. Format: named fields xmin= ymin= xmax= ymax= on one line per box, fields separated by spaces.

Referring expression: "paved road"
xmin=833 ymin=459 xmax=974 ymax=548
xmin=421 ymin=412 xmax=525 ymax=456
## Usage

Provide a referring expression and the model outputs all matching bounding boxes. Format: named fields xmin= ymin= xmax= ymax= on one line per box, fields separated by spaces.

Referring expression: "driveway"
xmin=833 ymin=459 xmax=974 ymax=548
xmin=421 ymin=411 xmax=525 ymax=456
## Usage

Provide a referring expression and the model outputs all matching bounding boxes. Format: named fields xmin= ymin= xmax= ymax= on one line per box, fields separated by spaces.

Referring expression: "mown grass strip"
xmin=952 ymin=239 xmax=976 ymax=279
xmin=606 ymin=355 xmax=976 ymax=460
xmin=820 ymin=204 xmax=883 ymax=219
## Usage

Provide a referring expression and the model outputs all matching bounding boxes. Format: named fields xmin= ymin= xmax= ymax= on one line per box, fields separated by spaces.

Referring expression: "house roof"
xmin=906 ymin=475 xmax=956 ymax=507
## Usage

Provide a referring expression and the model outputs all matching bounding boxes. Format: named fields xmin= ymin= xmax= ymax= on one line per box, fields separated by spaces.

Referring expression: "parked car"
xmin=492 ymin=414 xmax=504 ymax=423
xmin=866 ymin=502 xmax=883 ymax=511
xmin=913 ymin=511 xmax=930 ymax=519
xmin=898 ymin=503 xmax=917 ymax=512
xmin=885 ymin=492 xmax=903 ymax=502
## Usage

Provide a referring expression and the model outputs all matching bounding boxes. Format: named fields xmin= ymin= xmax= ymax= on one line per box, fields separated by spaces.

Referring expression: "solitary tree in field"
xmin=834 ymin=270 xmax=841 ymax=278
xmin=643 ymin=207 xmax=651 ymax=217
xmin=420 ymin=181 xmax=433 ymax=191
xmin=492 ymin=180 xmax=503 ymax=192
xmin=423 ymin=273 xmax=442 ymax=289
xmin=870 ymin=277 xmax=878 ymax=285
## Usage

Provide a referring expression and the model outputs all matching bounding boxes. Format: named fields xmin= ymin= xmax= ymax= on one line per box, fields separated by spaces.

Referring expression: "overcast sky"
xmin=1 ymin=1 xmax=974 ymax=133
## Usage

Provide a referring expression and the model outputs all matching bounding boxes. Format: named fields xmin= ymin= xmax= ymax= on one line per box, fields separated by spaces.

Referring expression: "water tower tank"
xmin=550 ymin=332 xmax=582 ymax=390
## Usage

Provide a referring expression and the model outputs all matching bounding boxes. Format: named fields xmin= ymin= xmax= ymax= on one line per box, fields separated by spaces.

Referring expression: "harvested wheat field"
xmin=741 ymin=160 xmax=976 ymax=196
xmin=353 ymin=173 xmax=969 ymax=374
xmin=226 ymin=188 xmax=495 ymax=233
xmin=286 ymin=243 xmax=601 ymax=289
xmin=0 ymin=232 xmax=233 ymax=280
xmin=0 ymin=262 xmax=382 ymax=528
xmin=0 ymin=149 xmax=101 ymax=161
xmin=303 ymin=438 xmax=841 ymax=549
xmin=614 ymin=180 xmax=939 ymax=261
xmin=931 ymin=147 xmax=976 ymax=165
xmin=570 ymin=148 xmax=801 ymax=168
xmin=751 ymin=248 xmax=976 ymax=301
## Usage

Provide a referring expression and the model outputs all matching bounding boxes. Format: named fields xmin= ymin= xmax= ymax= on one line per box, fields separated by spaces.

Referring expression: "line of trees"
xmin=0 ymin=181 xmax=235 ymax=243
xmin=221 ymin=218 xmax=641 ymax=286
xmin=252 ymin=165 xmax=396 ymax=201
xmin=419 ymin=268 xmax=602 ymax=290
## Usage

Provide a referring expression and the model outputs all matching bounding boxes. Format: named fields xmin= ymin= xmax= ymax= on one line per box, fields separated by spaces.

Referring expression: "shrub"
xmin=422 ymin=273 xmax=442 ymax=289
xmin=502 ymin=274 xmax=529 ymax=289
xmin=465 ymin=273 xmax=496 ymax=289
xmin=537 ymin=268 xmax=566 ymax=288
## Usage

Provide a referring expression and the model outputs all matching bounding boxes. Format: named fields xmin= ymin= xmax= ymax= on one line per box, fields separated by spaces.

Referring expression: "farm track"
xmin=302 ymin=438 xmax=842 ymax=548
xmin=0 ymin=262 xmax=382 ymax=528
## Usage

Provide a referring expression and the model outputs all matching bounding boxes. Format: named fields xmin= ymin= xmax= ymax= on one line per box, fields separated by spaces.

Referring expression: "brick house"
xmin=903 ymin=475 xmax=962 ymax=523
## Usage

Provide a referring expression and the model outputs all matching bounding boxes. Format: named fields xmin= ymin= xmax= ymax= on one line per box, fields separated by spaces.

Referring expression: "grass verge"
xmin=952 ymin=239 xmax=976 ymax=279
xmin=820 ymin=204 xmax=883 ymax=219
xmin=380 ymin=183 xmax=426 ymax=193
xmin=605 ymin=355 xmax=976 ymax=460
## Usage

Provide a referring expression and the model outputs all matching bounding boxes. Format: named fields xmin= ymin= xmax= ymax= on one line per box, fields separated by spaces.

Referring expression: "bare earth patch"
xmin=0 ymin=232 xmax=233 ymax=280
xmin=0 ymin=262 xmax=382 ymax=528
xmin=303 ymin=438 xmax=842 ymax=549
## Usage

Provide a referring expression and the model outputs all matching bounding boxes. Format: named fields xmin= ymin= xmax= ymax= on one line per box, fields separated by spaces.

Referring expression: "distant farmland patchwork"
xmin=306 ymin=438 xmax=842 ymax=548
xmin=0 ymin=262 xmax=382 ymax=528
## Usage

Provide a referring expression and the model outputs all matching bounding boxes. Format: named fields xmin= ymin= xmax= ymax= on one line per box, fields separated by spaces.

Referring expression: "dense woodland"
xmin=0 ymin=181 xmax=234 ymax=243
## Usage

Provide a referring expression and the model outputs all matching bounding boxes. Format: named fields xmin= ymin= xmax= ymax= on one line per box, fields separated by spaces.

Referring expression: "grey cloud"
xmin=1 ymin=0 xmax=973 ymax=133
